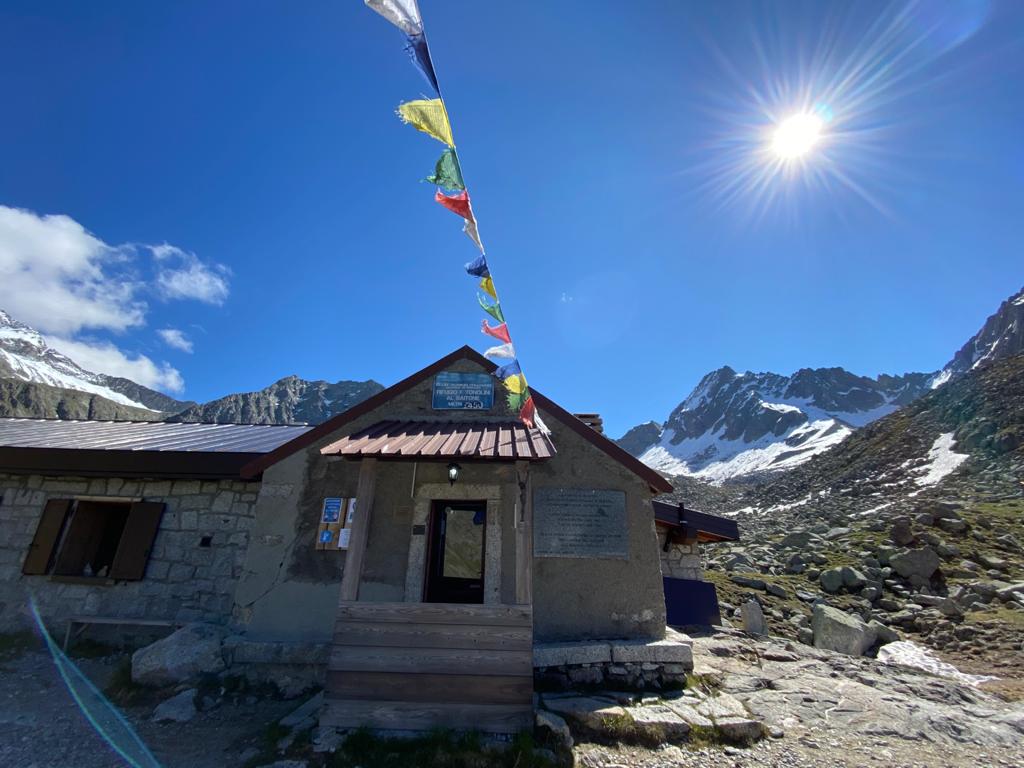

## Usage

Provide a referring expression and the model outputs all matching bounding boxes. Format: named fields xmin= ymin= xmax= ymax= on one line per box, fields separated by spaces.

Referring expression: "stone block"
xmin=627 ymin=704 xmax=691 ymax=739
xmin=611 ymin=638 xmax=693 ymax=667
xmin=533 ymin=642 xmax=611 ymax=667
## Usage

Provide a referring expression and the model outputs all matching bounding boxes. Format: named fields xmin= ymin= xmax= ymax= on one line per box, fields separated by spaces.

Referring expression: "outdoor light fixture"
xmin=447 ymin=462 xmax=461 ymax=485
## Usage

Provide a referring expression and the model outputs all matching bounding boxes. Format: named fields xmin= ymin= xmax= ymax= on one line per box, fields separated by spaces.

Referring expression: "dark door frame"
xmin=423 ymin=499 xmax=488 ymax=604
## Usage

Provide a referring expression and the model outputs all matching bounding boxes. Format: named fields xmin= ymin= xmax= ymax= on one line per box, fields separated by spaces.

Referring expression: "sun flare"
xmin=771 ymin=113 xmax=825 ymax=160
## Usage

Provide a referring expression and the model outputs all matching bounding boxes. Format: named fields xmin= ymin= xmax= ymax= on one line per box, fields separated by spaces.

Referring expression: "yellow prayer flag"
xmin=397 ymin=98 xmax=454 ymax=147
xmin=504 ymin=373 xmax=527 ymax=395
xmin=480 ymin=275 xmax=497 ymax=299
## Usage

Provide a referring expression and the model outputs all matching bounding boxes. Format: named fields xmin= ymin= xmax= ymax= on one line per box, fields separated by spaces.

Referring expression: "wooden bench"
xmin=63 ymin=616 xmax=180 ymax=652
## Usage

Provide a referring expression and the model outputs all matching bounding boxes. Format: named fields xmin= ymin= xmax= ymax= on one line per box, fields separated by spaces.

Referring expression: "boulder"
xmin=936 ymin=518 xmax=968 ymax=535
xmin=890 ymin=517 xmax=915 ymax=546
xmin=811 ymin=604 xmax=877 ymax=656
xmin=888 ymin=547 xmax=940 ymax=581
xmin=626 ymin=705 xmax=691 ymax=739
xmin=740 ymin=600 xmax=767 ymax=636
xmin=784 ymin=554 xmax=806 ymax=574
xmin=536 ymin=709 xmax=573 ymax=749
xmin=867 ymin=619 xmax=899 ymax=645
xmin=779 ymin=530 xmax=817 ymax=549
xmin=819 ymin=568 xmax=844 ymax=594
xmin=132 ymin=623 xmax=228 ymax=686
xmin=152 ymin=689 xmax=197 ymax=723
xmin=542 ymin=696 xmax=626 ymax=731
xmin=840 ymin=566 xmax=867 ymax=590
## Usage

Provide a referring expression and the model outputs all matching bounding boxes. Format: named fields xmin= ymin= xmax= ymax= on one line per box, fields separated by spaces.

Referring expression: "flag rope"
xmin=365 ymin=0 xmax=540 ymax=429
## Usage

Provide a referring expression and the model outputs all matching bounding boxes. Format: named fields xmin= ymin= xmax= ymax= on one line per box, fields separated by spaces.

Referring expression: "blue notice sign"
xmin=322 ymin=497 xmax=343 ymax=523
xmin=432 ymin=372 xmax=494 ymax=410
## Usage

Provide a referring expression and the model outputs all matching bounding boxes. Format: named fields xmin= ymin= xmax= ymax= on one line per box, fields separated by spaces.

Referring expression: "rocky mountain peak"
xmin=934 ymin=286 xmax=1024 ymax=387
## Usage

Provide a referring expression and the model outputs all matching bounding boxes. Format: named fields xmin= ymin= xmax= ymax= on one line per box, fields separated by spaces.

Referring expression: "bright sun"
xmin=772 ymin=112 xmax=825 ymax=160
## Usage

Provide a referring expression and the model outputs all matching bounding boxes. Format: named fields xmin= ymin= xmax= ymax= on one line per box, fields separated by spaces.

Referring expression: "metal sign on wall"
xmin=432 ymin=372 xmax=494 ymax=410
xmin=533 ymin=487 xmax=628 ymax=559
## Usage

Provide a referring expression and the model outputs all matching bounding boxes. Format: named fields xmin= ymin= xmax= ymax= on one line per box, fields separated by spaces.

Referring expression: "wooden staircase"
xmin=321 ymin=601 xmax=534 ymax=734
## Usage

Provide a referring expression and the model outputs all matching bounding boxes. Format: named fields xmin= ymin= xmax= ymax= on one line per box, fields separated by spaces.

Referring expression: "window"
xmin=22 ymin=498 xmax=165 ymax=581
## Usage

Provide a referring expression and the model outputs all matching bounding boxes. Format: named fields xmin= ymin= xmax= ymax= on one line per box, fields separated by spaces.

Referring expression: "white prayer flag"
xmin=484 ymin=343 xmax=516 ymax=360
xmin=365 ymin=0 xmax=423 ymax=36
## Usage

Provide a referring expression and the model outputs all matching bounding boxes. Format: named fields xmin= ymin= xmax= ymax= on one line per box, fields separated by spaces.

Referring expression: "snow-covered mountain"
xmin=0 ymin=309 xmax=191 ymax=413
xmin=627 ymin=366 xmax=933 ymax=483
xmin=931 ymin=286 xmax=1024 ymax=388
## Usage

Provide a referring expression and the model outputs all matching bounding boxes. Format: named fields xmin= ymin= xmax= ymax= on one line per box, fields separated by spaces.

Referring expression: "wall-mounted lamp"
xmin=447 ymin=462 xmax=461 ymax=486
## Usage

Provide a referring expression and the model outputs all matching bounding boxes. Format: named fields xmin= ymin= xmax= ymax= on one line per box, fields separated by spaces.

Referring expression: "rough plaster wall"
xmin=0 ymin=473 xmax=258 ymax=632
xmin=530 ymin=408 xmax=668 ymax=643
xmin=234 ymin=356 xmax=666 ymax=644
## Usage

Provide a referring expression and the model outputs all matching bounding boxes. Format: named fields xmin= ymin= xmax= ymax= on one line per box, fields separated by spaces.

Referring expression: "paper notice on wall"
xmin=346 ymin=498 xmax=356 ymax=525
xmin=338 ymin=528 xmax=352 ymax=550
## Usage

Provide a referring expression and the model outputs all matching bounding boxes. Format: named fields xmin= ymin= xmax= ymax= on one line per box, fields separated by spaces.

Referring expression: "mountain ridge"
xmin=616 ymin=286 xmax=1024 ymax=482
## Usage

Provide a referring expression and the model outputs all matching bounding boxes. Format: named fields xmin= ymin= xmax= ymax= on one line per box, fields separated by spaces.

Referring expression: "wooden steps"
xmin=322 ymin=601 xmax=534 ymax=734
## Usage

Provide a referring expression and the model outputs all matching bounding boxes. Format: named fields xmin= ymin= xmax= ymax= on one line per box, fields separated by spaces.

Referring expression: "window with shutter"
xmin=109 ymin=502 xmax=166 ymax=581
xmin=22 ymin=499 xmax=72 ymax=575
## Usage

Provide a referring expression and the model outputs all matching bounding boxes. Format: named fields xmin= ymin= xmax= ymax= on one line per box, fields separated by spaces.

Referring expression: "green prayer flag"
xmin=478 ymin=294 xmax=505 ymax=323
xmin=506 ymin=389 xmax=527 ymax=412
xmin=426 ymin=149 xmax=465 ymax=191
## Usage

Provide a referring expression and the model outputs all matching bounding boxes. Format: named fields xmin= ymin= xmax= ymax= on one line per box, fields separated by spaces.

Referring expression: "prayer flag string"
xmin=365 ymin=0 xmax=541 ymax=429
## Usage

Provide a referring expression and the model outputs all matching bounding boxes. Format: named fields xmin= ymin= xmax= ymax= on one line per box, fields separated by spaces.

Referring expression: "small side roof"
xmin=653 ymin=499 xmax=740 ymax=542
xmin=321 ymin=420 xmax=555 ymax=461
xmin=242 ymin=346 xmax=672 ymax=493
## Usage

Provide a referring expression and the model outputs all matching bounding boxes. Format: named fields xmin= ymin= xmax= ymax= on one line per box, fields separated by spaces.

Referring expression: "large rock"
xmin=889 ymin=547 xmax=940 ymax=581
xmin=132 ymin=623 xmax=229 ymax=686
xmin=811 ymin=604 xmax=877 ymax=656
xmin=819 ymin=567 xmax=844 ymax=593
xmin=152 ymin=689 xmax=197 ymax=722
xmin=536 ymin=709 xmax=573 ymax=749
xmin=542 ymin=696 xmax=626 ymax=731
xmin=740 ymin=600 xmax=767 ymax=636
xmin=890 ymin=517 xmax=915 ymax=546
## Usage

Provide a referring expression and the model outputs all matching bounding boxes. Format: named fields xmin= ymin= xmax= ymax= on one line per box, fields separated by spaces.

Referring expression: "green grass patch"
xmin=242 ymin=722 xmax=293 ymax=768
xmin=328 ymin=728 xmax=556 ymax=768
xmin=967 ymin=606 xmax=1024 ymax=629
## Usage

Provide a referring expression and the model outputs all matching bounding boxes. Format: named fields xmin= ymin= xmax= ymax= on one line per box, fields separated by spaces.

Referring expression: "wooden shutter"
xmin=22 ymin=499 xmax=72 ymax=575
xmin=109 ymin=502 xmax=165 ymax=581
xmin=52 ymin=501 xmax=106 ymax=576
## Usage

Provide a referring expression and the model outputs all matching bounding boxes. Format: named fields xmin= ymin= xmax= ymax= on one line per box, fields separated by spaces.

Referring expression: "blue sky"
xmin=0 ymin=0 xmax=1021 ymax=436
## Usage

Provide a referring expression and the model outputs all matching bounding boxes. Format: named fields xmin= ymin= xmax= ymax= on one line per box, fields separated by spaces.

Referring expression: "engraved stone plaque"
xmin=533 ymin=487 xmax=628 ymax=559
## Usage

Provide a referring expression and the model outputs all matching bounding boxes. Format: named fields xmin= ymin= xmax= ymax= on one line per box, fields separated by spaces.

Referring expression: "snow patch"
xmin=929 ymin=369 xmax=952 ymax=389
xmin=914 ymin=433 xmax=969 ymax=487
xmin=1013 ymin=294 xmax=1024 ymax=307
xmin=878 ymin=641 xmax=998 ymax=686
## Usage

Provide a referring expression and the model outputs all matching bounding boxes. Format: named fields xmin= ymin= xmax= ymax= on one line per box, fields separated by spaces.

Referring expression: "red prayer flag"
xmin=481 ymin=320 xmax=511 ymax=344
xmin=434 ymin=189 xmax=472 ymax=219
xmin=519 ymin=395 xmax=536 ymax=428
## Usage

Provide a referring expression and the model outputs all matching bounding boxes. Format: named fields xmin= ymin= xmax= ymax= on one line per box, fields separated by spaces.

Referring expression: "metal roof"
xmin=320 ymin=420 xmax=555 ymax=461
xmin=0 ymin=418 xmax=313 ymax=454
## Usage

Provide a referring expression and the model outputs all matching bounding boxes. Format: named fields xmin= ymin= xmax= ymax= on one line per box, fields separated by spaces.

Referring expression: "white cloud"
xmin=0 ymin=205 xmax=145 ymax=335
xmin=0 ymin=205 xmax=234 ymax=395
xmin=157 ymin=328 xmax=194 ymax=353
xmin=152 ymin=244 xmax=231 ymax=305
xmin=45 ymin=336 xmax=185 ymax=394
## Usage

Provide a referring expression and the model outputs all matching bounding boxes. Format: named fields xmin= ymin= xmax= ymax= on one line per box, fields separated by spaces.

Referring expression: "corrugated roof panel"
xmin=0 ymin=418 xmax=313 ymax=454
xmin=321 ymin=420 xmax=554 ymax=461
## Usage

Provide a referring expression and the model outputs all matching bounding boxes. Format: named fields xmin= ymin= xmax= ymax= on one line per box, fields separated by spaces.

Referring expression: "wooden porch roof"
xmin=320 ymin=419 xmax=555 ymax=461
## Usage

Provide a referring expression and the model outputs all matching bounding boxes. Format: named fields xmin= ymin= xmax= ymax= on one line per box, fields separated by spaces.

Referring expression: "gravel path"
xmin=0 ymin=650 xmax=294 ymax=768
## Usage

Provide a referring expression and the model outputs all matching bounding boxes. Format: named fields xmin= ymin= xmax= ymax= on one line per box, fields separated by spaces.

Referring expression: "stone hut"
xmin=1 ymin=346 xmax=713 ymax=733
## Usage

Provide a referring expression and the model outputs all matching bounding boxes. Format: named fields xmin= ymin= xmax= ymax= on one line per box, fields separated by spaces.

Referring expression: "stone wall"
xmin=0 ymin=473 xmax=259 ymax=633
xmin=533 ymin=633 xmax=694 ymax=692
xmin=658 ymin=530 xmax=704 ymax=581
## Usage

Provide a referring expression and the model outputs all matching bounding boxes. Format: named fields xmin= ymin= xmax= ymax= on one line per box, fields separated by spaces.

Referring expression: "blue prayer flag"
xmin=404 ymin=33 xmax=440 ymax=93
xmin=465 ymin=255 xmax=490 ymax=278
